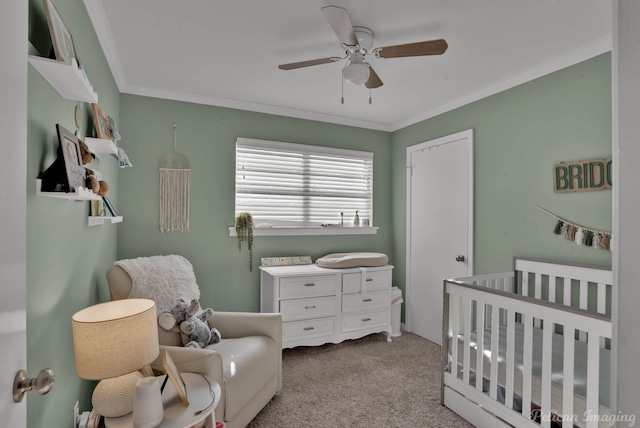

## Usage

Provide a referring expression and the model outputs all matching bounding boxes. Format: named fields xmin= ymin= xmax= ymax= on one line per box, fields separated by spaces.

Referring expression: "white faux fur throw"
xmin=115 ymin=255 xmax=200 ymax=314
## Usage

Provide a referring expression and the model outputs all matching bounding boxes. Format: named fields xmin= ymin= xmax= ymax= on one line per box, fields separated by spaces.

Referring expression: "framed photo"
xmin=56 ymin=124 xmax=86 ymax=192
xmin=162 ymin=349 xmax=189 ymax=406
xmin=102 ymin=196 xmax=117 ymax=217
xmin=91 ymin=103 xmax=112 ymax=140
xmin=43 ymin=0 xmax=78 ymax=63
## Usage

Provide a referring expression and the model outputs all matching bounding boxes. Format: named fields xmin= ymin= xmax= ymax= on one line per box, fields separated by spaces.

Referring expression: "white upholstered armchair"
xmin=106 ymin=255 xmax=282 ymax=428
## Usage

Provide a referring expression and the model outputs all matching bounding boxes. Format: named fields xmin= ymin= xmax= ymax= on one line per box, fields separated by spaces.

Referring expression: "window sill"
xmin=228 ymin=226 xmax=379 ymax=237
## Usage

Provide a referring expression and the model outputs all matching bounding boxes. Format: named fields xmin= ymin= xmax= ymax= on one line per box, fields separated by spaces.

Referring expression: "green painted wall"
xmin=391 ymin=53 xmax=612 ymax=308
xmin=116 ymin=95 xmax=393 ymax=312
xmin=27 ymin=0 xmax=120 ymax=426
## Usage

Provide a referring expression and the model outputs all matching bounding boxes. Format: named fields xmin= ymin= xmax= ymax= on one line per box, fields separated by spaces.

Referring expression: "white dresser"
xmin=259 ymin=264 xmax=394 ymax=349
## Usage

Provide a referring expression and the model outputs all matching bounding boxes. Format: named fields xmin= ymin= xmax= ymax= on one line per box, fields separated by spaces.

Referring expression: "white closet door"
xmin=406 ymin=129 xmax=473 ymax=344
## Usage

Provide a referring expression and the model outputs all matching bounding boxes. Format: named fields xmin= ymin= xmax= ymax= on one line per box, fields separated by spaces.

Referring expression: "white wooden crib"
xmin=441 ymin=258 xmax=613 ymax=428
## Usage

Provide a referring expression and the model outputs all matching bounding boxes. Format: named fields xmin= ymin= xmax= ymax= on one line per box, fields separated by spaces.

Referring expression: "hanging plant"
xmin=235 ymin=212 xmax=255 ymax=271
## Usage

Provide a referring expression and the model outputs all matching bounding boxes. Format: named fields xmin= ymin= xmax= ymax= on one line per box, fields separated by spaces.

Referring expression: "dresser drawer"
xmin=341 ymin=308 xmax=390 ymax=333
xmin=280 ymin=296 xmax=338 ymax=322
xmin=283 ymin=317 xmax=336 ymax=342
xmin=279 ymin=275 xmax=337 ymax=299
xmin=342 ymin=269 xmax=392 ymax=294
xmin=342 ymin=289 xmax=390 ymax=313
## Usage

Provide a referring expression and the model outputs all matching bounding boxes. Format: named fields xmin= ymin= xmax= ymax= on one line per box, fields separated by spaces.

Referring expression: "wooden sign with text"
xmin=553 ymin=158 xmax=612 ymax=193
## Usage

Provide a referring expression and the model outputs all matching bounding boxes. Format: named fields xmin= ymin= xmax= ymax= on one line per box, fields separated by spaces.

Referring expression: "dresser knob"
xmin=303 ymin=327 xmax=314 ymax=331
xmin=362 ymin=298 xmax=372 ymax=302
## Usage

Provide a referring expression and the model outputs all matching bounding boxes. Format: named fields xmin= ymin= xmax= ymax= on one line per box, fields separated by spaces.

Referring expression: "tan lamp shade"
xmin=72 ymin=299 xmax=159 ymax=380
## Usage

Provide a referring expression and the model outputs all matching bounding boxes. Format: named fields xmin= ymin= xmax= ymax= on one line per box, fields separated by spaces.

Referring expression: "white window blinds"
xmin=235 ymin=138 xmax=373 ymax=227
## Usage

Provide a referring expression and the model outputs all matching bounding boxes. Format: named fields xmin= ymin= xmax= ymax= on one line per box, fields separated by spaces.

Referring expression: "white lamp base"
xmin=92 ymin=371 xmax=144 ymax=417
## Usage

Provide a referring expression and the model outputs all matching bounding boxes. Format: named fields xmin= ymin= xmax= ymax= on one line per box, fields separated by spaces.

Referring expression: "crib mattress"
xmin=456 ymin=322 xmax=611 ymax=408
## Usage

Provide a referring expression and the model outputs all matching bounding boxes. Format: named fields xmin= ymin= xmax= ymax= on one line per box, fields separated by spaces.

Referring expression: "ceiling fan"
xmin=278 ymin=5 xmax=448 ymax=90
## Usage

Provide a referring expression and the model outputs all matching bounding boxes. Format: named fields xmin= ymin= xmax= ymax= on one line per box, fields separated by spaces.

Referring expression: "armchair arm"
xmin=212 ymin=312 xmax=283 ymax=392
xmin=211 ymin=312 xmax=282 ymax=345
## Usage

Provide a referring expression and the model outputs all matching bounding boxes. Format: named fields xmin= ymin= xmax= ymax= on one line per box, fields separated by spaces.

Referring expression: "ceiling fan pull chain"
xmin=369 ymin=88 xmax=372 ymax=105
xmin=341 ymin=70 xmax=345 ymax=104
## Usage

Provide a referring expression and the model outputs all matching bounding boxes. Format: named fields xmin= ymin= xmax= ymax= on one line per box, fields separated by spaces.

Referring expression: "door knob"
xmin=13 ymin=368 xmax=55 ymax=402
xmin=455 ymin=255 xmax=465 ymax=262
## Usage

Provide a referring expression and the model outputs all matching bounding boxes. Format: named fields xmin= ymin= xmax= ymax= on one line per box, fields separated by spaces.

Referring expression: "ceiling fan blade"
xmin=321 ymin=5 xmax=358 ymax=46
xmin=365 ymin=66 xmax=383 ymax=89
xmin=278 ymin=57 xmax=341 ymax=70
xmin=376 ymin=39 xmax=448 ymax=59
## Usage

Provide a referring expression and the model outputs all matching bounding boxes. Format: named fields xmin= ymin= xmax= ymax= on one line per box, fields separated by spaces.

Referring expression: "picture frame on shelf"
xmin=91 ymin=103 xmax=112 ymax=140
xmin=57 ymin=124 xmax=86 ymax=192
xmin=43 ymin=0 xmax=78 ymax=63
xmin=162 ymin=349 xmax=189 ymax=406
xmin=102 ymin=196 xmax=117 ymax=216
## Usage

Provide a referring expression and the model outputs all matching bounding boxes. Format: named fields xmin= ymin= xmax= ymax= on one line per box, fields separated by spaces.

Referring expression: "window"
xmin=235 ymin=137 xmax=373 ymax=228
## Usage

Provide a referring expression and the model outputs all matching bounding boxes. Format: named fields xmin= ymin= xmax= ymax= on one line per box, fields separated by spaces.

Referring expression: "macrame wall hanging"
xmin=535 ymin=205 xmax=612 ymax=251
xmin=159 ymin=124 xmax=191 ymax=232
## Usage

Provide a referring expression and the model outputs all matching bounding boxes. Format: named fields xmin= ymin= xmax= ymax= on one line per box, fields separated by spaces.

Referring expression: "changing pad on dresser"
xmin=316 ymin=252 xmax=388 ymax=269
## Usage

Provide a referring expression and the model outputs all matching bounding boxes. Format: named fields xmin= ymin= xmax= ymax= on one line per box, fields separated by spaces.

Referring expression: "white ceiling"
xmin=83 ymin=0 xmax=612 ymax=132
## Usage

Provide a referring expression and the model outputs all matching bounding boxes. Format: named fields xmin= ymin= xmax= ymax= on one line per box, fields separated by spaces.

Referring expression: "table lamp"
xmin=72 ymin=299 xmax=159 ymax=418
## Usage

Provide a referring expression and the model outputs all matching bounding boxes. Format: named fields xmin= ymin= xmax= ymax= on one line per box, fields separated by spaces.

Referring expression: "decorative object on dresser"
xmin=261 ymin=256 xmax=312 ymax=267
xmin=71 ymin=299 xmax=159 ymax=418
xmin=260 ymin=262 xmax=394 ymax=349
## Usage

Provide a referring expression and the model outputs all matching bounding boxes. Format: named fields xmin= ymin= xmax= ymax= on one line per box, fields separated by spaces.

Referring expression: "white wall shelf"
xmin=36 ymin=179 xmax=100 ymax=201
xmin=88 ymin=216 xmax=123 ymax=227
xmin=84 ymin=137 xmax=117 ymax=156
xmin=28 ymin=56 xmax=98 ymax=103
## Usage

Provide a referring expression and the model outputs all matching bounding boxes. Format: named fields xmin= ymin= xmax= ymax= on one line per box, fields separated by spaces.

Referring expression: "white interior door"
xmin=1 ymin=1 xmax=28 ymax=426
xmin=406 ymin=129 xmax=473 ymax=345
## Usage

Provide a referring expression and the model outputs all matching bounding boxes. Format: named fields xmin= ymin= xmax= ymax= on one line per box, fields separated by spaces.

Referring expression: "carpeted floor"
xmin=247 ymin=331 xmax=473 ymax=427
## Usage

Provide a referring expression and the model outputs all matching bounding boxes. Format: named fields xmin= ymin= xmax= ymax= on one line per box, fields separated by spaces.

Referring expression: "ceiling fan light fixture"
xmin=343 ymin=62 xmax=370 ymax=85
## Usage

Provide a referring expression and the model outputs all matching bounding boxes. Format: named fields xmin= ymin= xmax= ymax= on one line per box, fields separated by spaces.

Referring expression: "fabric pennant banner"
xmin=536 ymin=205 xmax=612 ymax=251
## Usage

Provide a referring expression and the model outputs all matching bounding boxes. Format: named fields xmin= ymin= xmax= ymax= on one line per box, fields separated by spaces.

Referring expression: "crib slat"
xmin=522 ymin=271 xmax=530 ymax=297
xmin=522 ymin=314 xmax=533 ymax=419
xmin=597 ymin=282 xmax=606 ymax=314
xmin=562 ymin=277 xmax=571 ymax=307
xmin=562 ymin=327 xmax=575 ymax=428
xmin=597 ymin=282 xmax=607 ymax=349
xmin=475 ymin=302 xmax=485 ymax=391
xmin=548 ymin=275 xmax=557 ymax=303
xmin=489 ymin=304 xmax=500 ymax=400
xmin=450 ymin=295 xmax=459 ymax=381
xmin=586 ymin=335 xmax=600 ymax=428
xmin=534 ymin=273 xmax=542 ymax=328
xmin=505 ymin=310 xmax=515 ymax=409
xmin=579 ymin=280 xmax=589 ymax=342
xmin=462 ymin=297 xmax=471 ymax=385
xmin=534 ymin=273 xmax=542 ymax=300
xmin=579 ymin=280 xmax=588 ymax=310
xmin=541 ymin=322 xmax=553 ymax=428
